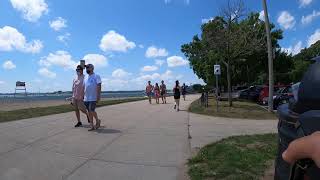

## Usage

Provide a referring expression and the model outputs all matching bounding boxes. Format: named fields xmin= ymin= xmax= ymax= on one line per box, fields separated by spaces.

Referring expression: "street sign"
xmin=214 ymin=65 xmax=221 ymax=75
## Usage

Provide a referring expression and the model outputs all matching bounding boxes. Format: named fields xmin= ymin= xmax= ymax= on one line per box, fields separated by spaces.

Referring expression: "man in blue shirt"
xmin=84 ymin=64 xmax=102 ymax=131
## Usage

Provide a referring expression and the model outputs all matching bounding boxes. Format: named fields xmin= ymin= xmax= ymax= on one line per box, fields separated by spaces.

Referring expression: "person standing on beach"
xmin=84 ymin=64 xmax=102 ymax=131
xmin=154 ymin=83 xmax=160 ymax=104
xmin=173 ymin=80 xmax=181 ymax=111
xmin=160 ymin=80 xmax=167 ymax=104
xmin=182 ymin=83 xmax=187 ymax=101
xmin=72 ymin=65 xmax=89 ymax=127
xmin=146 ymin=81 xmax=153 ymax=104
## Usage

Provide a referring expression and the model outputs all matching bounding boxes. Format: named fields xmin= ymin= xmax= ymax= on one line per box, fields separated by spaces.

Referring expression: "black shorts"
xmin=84 ymin=101 xmax=97 ymax=112
xmin=174 ymin=95 xmax=181 ymax=99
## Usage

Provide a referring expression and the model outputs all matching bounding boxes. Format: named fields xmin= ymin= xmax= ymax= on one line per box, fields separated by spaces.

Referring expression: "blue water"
xmin=0 ymin=91 xmax=147 ymax=101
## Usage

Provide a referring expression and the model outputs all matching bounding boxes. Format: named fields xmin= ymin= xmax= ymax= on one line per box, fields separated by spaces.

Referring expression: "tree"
xmin=182 ymin=1 xmax=283 ymax=107
xmin=290 ymin=40 xmax=320 ymax=82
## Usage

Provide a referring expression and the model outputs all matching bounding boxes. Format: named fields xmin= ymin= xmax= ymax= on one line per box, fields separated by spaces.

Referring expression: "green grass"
xmin=0 ymin=97 xmax=146 ymax=123
xmin=189 ymin=97 xmax=276 ymax=120
xmin=188 ymin=133 xmax=277 ymax=180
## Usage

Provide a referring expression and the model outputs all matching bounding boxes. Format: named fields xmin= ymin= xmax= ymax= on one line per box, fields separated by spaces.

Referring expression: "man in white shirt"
xmin=84 ymin=64 xmax=102 ymax=131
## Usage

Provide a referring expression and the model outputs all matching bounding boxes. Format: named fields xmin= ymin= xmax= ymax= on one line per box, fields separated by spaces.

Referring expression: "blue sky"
xmin=0 ymin=0 xmax=319 ymax=93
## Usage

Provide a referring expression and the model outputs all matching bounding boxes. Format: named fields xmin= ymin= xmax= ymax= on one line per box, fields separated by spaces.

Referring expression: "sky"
xmin=0 ymin=0 xmax=319 ymax=93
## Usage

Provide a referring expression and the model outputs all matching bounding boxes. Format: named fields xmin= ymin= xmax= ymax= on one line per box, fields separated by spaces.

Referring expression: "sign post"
xmin=214 ymin=65 xmax=221 ymax=112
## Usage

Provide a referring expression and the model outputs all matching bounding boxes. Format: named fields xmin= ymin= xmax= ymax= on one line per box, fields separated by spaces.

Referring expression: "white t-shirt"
xmin=84 ymin=73 xmax=102 ymax=102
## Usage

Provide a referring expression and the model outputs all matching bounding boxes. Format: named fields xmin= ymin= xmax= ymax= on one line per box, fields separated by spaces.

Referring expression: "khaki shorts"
xmin=72 ymin=99 xmax=87 ymax=112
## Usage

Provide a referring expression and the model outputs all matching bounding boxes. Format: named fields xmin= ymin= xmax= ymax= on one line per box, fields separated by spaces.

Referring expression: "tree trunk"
xmin=226 ymin=62 xmax=233 ymax=107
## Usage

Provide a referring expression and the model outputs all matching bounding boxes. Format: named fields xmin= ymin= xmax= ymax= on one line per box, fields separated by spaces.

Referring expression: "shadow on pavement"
xmin=95 ymin=128 xmax=122 ymax=134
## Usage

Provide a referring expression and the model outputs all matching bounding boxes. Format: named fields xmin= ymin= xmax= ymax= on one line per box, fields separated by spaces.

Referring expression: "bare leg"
xmin=75 ymin=109 xmax=81 ymax=122
xmin=148 ymin=96 xmax=152 ymax=104
xmin=93 ymin=111 xmax=101 ymax=129
xmin=175 ymin=99 xmax=180 ymax=111
xmin=88 ymin=112 xmax=95 ymax=130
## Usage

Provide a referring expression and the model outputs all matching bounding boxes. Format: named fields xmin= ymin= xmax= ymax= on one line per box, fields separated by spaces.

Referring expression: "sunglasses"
xmin=76 ymin=69 xmax=82 ymax=71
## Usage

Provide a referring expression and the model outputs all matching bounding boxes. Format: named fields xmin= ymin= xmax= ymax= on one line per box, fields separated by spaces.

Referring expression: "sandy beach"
xmin=0 ymin=97 xmax=138 ymax=111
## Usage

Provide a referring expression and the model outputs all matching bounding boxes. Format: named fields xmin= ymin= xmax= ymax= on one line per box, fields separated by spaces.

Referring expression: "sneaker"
xmin=74 ymin=122 xmax=82 ymax=127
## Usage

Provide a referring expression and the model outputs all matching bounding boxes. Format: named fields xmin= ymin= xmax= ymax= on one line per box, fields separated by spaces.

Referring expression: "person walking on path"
xmin=154 ymin=83 xmax=160 ymax=104
xmin=173 ymin=80 xmax=181 ymax=111
xmin=182 ymin=83 xmax=187 ymax=101
xmin=84 ymin=64 xmax=102 ymax=131
xmin=146 ymin=81 xmax=154 ymax=104
xmin=72 ymin=65 xmax=89 ymax=127
xmin=160 ymin=80 xmax=167 ymax=104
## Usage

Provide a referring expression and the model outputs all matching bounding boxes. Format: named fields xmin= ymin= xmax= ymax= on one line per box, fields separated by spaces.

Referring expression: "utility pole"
xmin=262 ymin=0 xmax=274 ymax=112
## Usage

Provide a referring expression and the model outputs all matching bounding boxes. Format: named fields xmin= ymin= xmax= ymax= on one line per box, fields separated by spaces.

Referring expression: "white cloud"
xmin=282 ymin=41 xmax=303 ymax=55
xmin=301 ymin=10 xmax=320 ymax=25
xmin=57 ymin=33 xmax=70 ymax=45
xmin=2 ymin=60 xmax=16 ymax=70
xmin=155 ymin=59 xmax=165 ymax=66
xmin=39 ymin=50 xmax=77 ymax=69
xmin=99 ymin=30 xmax=136 ymax=52
xmin=134 ymin=70 xmax=175 ymax=84
xmin=49 ymin=17 xmax=67 ymax=31
xmin=38 ymin=68 xmax=56 ymax=78
xmin=141 ymin=65 xmax=158 ymax=72
xmin=10 ymin=0 xmax=48 ymax=22
xmin=139 ymin=44 xmax=144 ymax=48
xmin=307 ymin=29 xmax=320 ymax=47
xmin=259 ymin=10 xmax=268 ymax=21
xmin=277 ymin=11 xmax=296 ymax=30
xmin=0 ymin=26 xmax=43 ymax=53
xmin=112 ymin=69 xmax=131 ymax=79
xmin=0 ymin=81 xmax=5 ymax=85
xmin=167 ymin=55 xmax=189 ymax=67
xmin=83 ymin=54 xmax=108 ymax=68
xmin=299 ymin=0 xmax=312 ymax=7
xmin=201 ymin=17 xmax=213 ymax=24
xmin=102 ymin=78 xmax=129 ymax=91
xmin=145 ymin=46 xmax=168 ymax=58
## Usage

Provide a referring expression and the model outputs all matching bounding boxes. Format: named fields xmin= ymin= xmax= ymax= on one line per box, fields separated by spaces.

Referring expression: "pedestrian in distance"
xmin=160 ymin=80 xmax=167 ymax=104
xmin=154 ymin=83 xmax=160 ymax=104
xmin=182 ymin=83 xmax=187 ymax=101
xmin=72 ymin=65 xmax=89 ymax=127
xmin=173 ymin=80 xmax=181 ymax=111
xmin=84 ymin=64 xmax=102 ymax=131
xmin=146 ymin=81 xmax=154 ymax=104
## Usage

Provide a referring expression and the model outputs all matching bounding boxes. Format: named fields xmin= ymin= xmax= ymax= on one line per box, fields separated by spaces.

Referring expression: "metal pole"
xmin=262 ymin=0 xmax=274 ymax=112
xmin=216 ymin=75 xmax=219 ymax=112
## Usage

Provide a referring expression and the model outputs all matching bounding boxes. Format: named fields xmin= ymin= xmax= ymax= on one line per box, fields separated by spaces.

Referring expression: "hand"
xmin=282 ymin=131 xmax=320 ymax=168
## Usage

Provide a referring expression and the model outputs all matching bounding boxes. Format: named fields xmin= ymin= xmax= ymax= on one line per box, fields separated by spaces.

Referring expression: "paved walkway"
xmin=0 ymin=95 xmax=277 ymax=180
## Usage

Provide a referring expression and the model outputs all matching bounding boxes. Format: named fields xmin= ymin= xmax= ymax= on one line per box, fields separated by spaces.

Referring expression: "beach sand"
xmin=0 ymin=97 xmax=129 ymax=111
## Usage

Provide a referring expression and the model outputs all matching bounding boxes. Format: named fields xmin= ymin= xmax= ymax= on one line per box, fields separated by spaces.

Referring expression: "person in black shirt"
xmin=173 ymin=80 xmax=181 ymax=111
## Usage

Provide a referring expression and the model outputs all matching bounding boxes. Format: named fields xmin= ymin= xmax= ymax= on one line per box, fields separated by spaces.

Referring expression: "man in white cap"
xmin=84 ymin=64 xmax=102 ymax=131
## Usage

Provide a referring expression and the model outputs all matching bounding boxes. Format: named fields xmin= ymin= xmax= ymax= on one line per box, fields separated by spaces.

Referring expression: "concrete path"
xmin=0 ymin=95 xmax=278 ymax=180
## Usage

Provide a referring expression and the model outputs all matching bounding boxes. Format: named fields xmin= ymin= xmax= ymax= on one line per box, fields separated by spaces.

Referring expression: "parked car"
xmin=259 ymin=85 xmax=286 ymax=105
xmin=239 ymin=85 xmax=263 ymax=101
xmin=273 ymin=86 xmax=294 ymax=109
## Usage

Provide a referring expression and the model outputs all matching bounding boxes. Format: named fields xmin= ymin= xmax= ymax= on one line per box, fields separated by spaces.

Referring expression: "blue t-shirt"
xmin=84 ymin=73 xmax=102 ymax=102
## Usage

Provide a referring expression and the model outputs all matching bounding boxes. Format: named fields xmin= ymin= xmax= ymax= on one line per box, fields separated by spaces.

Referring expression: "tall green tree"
xmin=290 ymin=40 xmax=320 ymax=82
xmin=182 ymin=5 xmax=284 ymax=106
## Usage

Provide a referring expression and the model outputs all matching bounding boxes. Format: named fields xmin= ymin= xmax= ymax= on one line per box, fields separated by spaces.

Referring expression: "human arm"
xmin=282 ymin=131 xmax=320 ymax=168
xmin=96 ymin=75 xmax=102 ymax=102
